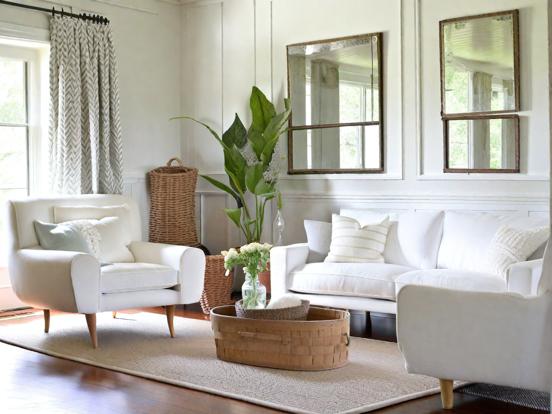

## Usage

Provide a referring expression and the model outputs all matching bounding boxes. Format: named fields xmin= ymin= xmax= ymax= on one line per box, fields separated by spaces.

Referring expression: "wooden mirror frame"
xmin=286 ymin=32 xmax=384 ymax=175
xmin=440 ymin=10 xmax=521 ymax=173
xmin=443 ymin=114 xmax=520 ymax=173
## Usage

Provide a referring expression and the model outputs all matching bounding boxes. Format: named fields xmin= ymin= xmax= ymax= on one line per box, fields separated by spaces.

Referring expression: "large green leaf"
xmin=260 ymin=107 xmax=291 ymax=166
xmin=255 ymin=180 xmax=274 ymax=197
xmin=224 ymin=146 xmax=247 ymax=191
xmin=224 ymin=208 xmax=243 ymax=230
xmin=222 ymin=114 xmax=247 ymax=149
xmin=245 ymin=163 xmax=264 ymax=194
xmin=170 ymin=116 xmax=229 ymax=151
xmin=249 ymin=86 xmax=275 ymax=133
xmin=201 ymin=175 xmax=243 ymax=208
xmin=247 ymin=129 xmax=265 ymax=159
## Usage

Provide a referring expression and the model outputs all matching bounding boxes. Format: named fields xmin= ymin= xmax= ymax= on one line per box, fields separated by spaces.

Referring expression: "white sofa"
xmin=271 ymin=209 xmax=547 ymax=314
xmin=6 ymin=195 xmax=206 ymax=347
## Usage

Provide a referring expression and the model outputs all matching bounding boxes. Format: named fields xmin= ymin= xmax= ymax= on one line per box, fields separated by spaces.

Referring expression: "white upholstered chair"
xmin=6 ymin=194 xmax=205 ymax=348
xmin=397 ymin=246 xmax=552 ymax=410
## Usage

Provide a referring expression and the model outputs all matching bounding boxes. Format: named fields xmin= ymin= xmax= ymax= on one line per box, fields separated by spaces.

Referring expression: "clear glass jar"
xmin=241 ymin=269 xmax=267 ymax=309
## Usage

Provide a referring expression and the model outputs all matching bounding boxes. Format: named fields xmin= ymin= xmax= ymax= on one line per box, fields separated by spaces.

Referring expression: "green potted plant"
xmin=172 ymin=86 xmax=290 ymax=244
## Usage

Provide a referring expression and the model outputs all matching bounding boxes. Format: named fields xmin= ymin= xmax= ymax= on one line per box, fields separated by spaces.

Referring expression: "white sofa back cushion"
xmin=340 ymin=209 xmax=444 ymax=269
xmin=437 ymin=211 xmax=548 ymax=272
xmin=304 ymin=220 xmax=332 ymax=263
xmin=10 ymin=195 xmax=142 ymax=249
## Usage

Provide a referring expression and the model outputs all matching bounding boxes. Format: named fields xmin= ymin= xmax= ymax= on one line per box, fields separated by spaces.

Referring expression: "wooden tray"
xmin=210 ymin=305 xmax=350 ymax=371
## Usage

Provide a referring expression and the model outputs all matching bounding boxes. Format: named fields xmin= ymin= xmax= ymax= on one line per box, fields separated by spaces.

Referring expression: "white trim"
xmin=0 ymin=21 xmax=49 ymax=43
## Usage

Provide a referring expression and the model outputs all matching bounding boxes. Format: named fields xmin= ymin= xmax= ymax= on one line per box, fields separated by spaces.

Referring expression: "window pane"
xmin=339 ymin=82 xmax=362 ymax=123
xmin=0 ymin=58 xmax=26 ymax=124
xmin=0 ymin=126 xmax=28 ymax=188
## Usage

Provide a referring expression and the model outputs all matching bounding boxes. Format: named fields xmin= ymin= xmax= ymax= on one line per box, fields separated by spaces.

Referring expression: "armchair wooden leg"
xmin=85 ymin=314 xmax=98 ymax=349
xmin=112 ymin=311 xmax=117 ymax=319
xmin=165 ymin=305 xmax=175 ymax=338
xmin=439 ymin=379 xmax=454 ymax=409
xmin=43 ymin=309 xmax=50 ymax=333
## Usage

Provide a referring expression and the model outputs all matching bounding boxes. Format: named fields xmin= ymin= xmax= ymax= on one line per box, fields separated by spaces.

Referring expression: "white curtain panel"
xmin=48 ymin=16 xmax=124 ymax=195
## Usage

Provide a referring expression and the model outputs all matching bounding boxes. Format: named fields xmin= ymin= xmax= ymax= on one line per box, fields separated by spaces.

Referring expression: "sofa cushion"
xmin=437 ymin=211 xmax=548 ymax=272
xmin=101 ymin=263 xmax=178 ymax=294
xmin=289 ymin=262 xmax=414 ymax=301
xmin=325 ymin=214 xmax=391 ymax=263
xmin=340 ymin=209 xmax=444 ymax=269
xmin=304 ymin=220 xmax=332 ymax=263
xmin=395 ymin=269 xmax=507 ymax=297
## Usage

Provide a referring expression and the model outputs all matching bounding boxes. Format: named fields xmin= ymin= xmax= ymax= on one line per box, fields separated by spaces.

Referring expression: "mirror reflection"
xmin=291 ymin=125 xmax=380 ymax=170
xmin=287 ymin=33 xmax=384 ymax=173
xmin=441 ymin=11 xmax=518 ymax=114
xmin=446 ymin=117 xmax=518 ymax=171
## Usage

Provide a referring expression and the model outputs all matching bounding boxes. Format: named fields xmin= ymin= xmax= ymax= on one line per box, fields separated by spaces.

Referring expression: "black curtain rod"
xmin=0 ymin=0 xmax=109 ymax=24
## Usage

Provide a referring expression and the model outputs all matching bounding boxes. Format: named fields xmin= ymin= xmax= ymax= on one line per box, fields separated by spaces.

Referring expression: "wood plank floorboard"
xmin=0 ymin=307 xmax=542 ymax=414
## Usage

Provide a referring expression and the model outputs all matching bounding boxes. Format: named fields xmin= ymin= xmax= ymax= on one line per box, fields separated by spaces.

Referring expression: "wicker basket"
xmin=148 ymin=158 xmax=199 ymax=246
xmin=200 ymin=255 xmax=234 ymax=314
xmin=235 ymin=299 xmax=310 ymax=320
xmin=211 ymin=305 xmax=350 ymax=371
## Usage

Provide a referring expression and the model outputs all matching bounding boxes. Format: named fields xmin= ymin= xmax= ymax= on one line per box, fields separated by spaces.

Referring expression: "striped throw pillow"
xmin=325 ymin=214 xmax=391 ymax=263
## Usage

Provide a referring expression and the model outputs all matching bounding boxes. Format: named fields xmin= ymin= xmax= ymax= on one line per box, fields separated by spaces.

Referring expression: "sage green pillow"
xmin=34 ymin=220 xmax=92 ymax=254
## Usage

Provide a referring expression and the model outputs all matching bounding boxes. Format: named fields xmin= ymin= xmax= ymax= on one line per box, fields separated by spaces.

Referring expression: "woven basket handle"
xmin=166 ymin=157 xmax=184 ymax=167
xmin=238 ymin=331 xmax=285 ymax=343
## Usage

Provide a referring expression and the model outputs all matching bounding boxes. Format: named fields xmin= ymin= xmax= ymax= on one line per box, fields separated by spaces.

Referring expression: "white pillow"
xmin=325 ymin=214 xmax=391 ymax=263
xmin=64 ymin=217 xmax=134 ymax=264
xmin=54 ymin=205 xmax=133 ymax=244
xmin=304 ymin=220 xmax=332 ymax=263
xmin=484 ymin=225 xmax=549 ymax=278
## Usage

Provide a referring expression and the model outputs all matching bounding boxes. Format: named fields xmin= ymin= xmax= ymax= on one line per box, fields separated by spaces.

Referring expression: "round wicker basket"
xmin=235 ymin=299 xmax=310 ymax=320
xmin=211 ymin=305 xmax=350 ymax=371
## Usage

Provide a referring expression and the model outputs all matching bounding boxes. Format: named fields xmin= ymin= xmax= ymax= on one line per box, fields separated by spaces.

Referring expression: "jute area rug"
xmin=0 ymin=312 xmax=441 ymax=414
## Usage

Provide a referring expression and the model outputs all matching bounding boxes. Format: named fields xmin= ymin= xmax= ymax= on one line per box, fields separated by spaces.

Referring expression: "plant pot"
xmin=258 ymin=266 xmax=271 ymax=294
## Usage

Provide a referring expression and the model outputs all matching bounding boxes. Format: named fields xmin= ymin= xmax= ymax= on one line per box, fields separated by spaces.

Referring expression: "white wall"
xmin=181 ymin=0 xmax=550 ymax=254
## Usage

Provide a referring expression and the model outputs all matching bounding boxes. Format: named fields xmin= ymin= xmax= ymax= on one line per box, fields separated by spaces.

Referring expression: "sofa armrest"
xmin=11 ymin=249 xmax=100 ymax=313
xmin=129 ymin=241 xmax=205 ymax=304
xmin=270 ymin=243 xmax=309 ymax=298
xmin=397 ymin=285 xmax=551 ymax=390
xmin=506 ymin=259 xmax=543 ymax=295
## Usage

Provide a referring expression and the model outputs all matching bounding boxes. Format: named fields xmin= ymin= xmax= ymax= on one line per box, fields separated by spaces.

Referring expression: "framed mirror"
xmin=444 ymin=114 xmax=519 ymax=173
xmin=440 ymin=10 xmax=520 ymax=173
xmin=287 ymin=32 xmax=383 ymax=174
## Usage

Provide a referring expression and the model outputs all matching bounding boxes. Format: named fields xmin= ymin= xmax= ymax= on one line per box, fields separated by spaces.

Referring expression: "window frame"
xmin=0 ymin=42 xmax=47 ymax=194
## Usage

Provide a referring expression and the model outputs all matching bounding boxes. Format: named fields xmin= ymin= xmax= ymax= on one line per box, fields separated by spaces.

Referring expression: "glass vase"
xmin=241 ymin=269 xmax=267 ymax=309
xmin=273 ymin=209 xmax=285 ymax=246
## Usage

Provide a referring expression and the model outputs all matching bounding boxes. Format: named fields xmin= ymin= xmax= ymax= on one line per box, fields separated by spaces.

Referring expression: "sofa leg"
xmin=165 ymin=305 xmax=175 ymax=338
xmin=85 ymin=313 xmax=98 ymax=348
xmin=439 ymin=379 xmax=454 ymax=409
xmin=112 ymin=311 xmax=117 ymax=319
xmin=43 ymin=309 xmax=50 ymax=333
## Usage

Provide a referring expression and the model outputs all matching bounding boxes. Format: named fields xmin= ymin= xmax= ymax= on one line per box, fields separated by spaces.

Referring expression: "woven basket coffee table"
xmin=210 ymin=305 xmax=350 ymax=371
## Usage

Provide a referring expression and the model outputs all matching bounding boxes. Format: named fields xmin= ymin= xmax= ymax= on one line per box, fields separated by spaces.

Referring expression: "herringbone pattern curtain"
xmin=48 ymin=16 xmax=123 ymax=194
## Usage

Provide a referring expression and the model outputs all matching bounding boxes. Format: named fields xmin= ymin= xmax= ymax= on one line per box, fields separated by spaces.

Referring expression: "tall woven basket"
xmin=148 ymin=158 xmax=199 ymax=246
xmin=200 ymin=255 xmax=234 ymax=314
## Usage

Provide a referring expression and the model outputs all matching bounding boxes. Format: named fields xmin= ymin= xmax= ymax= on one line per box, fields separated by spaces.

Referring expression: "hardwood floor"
xmin=0 ymin=307 xmax=543 ymax=414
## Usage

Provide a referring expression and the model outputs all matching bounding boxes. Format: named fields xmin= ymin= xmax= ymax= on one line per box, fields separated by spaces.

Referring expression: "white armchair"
xmin=397 ymin=251 xmax=552 ymax=410
xmin=6 ymin=195 xmax=205 ymax=348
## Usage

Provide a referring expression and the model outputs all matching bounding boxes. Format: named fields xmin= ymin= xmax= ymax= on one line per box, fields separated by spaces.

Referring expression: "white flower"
xmin=223 ymin=248 xmax=239 ymax=262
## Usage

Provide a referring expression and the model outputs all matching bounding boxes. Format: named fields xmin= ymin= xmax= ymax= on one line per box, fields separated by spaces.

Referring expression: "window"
xmin=0 ymin=40 xmax=48 ymax=245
